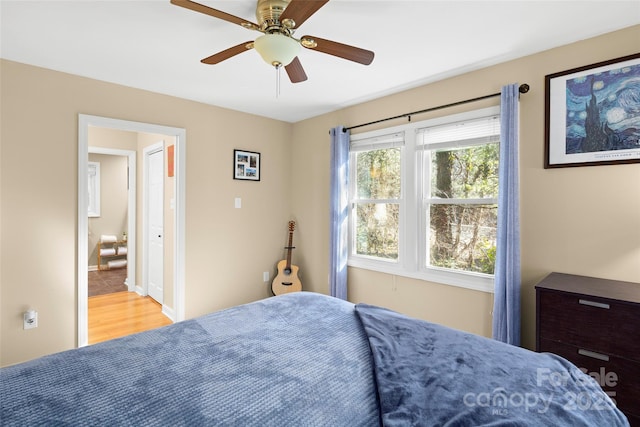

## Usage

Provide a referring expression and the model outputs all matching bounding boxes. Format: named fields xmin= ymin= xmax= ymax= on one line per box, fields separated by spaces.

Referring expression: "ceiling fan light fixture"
xmin=254 ymin=33 xmax=300 ymax=67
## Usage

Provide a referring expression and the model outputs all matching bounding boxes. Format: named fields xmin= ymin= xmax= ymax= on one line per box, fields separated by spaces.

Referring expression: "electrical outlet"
xmin=23 ymin=310 xmax=38 ymax=330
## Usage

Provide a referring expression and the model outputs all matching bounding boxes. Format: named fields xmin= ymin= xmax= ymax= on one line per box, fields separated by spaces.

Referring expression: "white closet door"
xmin=147 ymin=147 xmax=164 ymax=304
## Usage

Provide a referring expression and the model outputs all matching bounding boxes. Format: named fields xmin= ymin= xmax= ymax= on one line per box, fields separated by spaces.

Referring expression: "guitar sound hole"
xmin=284 ymin=268 xmax=291 ymax=275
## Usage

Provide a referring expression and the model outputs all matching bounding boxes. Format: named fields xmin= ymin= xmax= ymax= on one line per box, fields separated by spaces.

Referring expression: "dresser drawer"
xmin=539 ymin=338 xmax=640 ymax=422
xmin=627 ymin=412 xmax=640 ymax=427
xmin=538 ymin=290 xmax=640 ymax=361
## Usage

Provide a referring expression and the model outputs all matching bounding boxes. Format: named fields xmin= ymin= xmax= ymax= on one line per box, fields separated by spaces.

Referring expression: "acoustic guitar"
xmin=271 ymin=221 xmax=302 ymax=295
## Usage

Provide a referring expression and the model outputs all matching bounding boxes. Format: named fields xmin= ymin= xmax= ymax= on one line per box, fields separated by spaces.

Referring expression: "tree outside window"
xmin=353 ymin=147 xmax=401 ymax=260
xmin=427 ymin=143 xmax=499 ymax=274
xmin=348 ymin=107 xmax=500 ymax=291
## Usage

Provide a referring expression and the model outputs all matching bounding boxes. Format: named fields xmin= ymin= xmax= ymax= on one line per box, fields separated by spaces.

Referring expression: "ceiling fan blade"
xmin=279 ymin=0 xmax=329 ymax=29
xmin=170 ymin=0 xmax=260 ymax=31
xmin=285 ymin=57 xmax=308 ymax=83
xmin=201 ymin=41 xmax=254 ymax=65
xmin=301 ymin=36 xmax=374 ymax=65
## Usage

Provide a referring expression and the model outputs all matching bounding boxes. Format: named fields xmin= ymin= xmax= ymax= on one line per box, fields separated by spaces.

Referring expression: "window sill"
xmin=347 ymin=257 xmax=494 ymax=293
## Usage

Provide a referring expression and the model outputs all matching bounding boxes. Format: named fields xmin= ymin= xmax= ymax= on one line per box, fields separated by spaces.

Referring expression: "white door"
xmin=146 ymin=146 xmax=164 ymax=303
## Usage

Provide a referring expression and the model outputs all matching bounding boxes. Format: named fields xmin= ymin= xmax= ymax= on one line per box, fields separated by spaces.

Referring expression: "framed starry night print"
xmin=545 ymin=53 xmax=640 ymax=168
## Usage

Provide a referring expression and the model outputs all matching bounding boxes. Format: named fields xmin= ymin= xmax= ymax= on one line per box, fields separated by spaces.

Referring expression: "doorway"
xmin=78 ymin=114 xmax=186 ymax=348
xmin=88 ymin=147 xmax=136 ymax=297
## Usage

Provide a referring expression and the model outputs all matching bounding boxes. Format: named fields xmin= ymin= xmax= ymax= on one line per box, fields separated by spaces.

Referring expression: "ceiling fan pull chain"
xmin=275 ymin=64 xmax=281 ymax=98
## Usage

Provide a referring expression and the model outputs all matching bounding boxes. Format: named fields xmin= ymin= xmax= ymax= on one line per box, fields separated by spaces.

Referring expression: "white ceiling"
xmin=2 ymin=1 xmax=639 ymax=123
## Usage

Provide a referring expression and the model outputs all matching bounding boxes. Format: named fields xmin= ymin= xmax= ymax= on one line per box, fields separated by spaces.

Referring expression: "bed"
xmin=0 ymin=292 xmax=629 ymax=426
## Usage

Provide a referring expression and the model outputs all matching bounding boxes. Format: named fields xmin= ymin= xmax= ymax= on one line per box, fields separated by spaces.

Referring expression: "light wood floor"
xmin=88 ymin=291 xmax=173 ymax=344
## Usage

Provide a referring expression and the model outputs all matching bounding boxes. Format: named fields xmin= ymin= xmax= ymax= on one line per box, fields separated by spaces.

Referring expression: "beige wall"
xmin=89 ymin=126 xmax=138 ymax=151
xmin=1 ymin=60 xmax=292 ymax=366
xmin=1 ymin=26 xmax=639 ymax=366
xmin=291 ymin=25 xmax=640 ymax=348
xmin=88 ymin=153 xmax=128 ymax=267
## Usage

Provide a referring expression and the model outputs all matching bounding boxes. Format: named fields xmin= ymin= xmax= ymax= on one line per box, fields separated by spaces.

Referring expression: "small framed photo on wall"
xmin=545 ymin=53 xmax=640 ymax=168
xmin=233 ymin=149 xmax=261 ymax=181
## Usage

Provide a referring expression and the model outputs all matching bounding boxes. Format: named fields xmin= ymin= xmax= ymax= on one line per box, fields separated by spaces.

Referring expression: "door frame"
xmin=142 ymin=142 xmax=165 ymax=302
xmin=88 ymin=147 xmax=136 ymax=292
xmin=78 ymin=114 xmax=186 ymax=347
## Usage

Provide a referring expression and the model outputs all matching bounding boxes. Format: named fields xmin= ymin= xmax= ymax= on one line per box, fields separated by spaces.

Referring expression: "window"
xmin=420 ymin=114 xmax=500 ymax=276
xmin=350 ymin=132 xmax=403 ymax=262
xmin=348 ymin=107 xmax=500 ymax=292
xmin=88 ymin=161 xmax=101 ymax=217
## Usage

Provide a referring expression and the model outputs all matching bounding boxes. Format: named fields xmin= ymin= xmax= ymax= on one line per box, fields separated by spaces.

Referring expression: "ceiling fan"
xmin=170 ymin=0 xmax=375 ymax=83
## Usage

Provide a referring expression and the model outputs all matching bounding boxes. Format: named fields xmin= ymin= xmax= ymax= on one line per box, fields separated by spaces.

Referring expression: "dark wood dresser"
xmin=536 ymin=272 xmax=640 ymax=425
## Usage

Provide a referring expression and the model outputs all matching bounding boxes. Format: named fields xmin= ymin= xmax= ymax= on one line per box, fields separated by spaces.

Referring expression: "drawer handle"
xmin=578 ymin=349 xmax=610 ymax=362
xmin=578 ymin=299 xmax=610 ymax=309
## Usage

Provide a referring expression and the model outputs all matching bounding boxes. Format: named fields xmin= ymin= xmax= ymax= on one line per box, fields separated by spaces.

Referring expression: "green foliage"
xmin=429 ymin=204 xmax=497 ymax=275
xmin=354 ymin=142 xmax=498 ymax=275
xmin=355 ymin=203 xmax=399 ymax=259
xmin=356 ymin=148 xmax=401 ymax=199
xmin=354 ymin=148 xmax=401 ymax=259
xmin=429 ymin=143 xmax=499 ymax=275
xmin=478 ymin=240 xmax=497 ymax=275
xmin=431 ymin=143 xmax=499 ymax=199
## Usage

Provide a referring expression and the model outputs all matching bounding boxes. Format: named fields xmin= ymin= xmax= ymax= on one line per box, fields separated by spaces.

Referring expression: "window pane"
xmin=430 ymin=143 xmax=498 ymax=199
xmin=356 ymin=147 xmax=401 ymax=199
xmin=429 ymin=204 xmax=497 ymax=274
xmin=356 ymin=203 xmax=399 ymax=260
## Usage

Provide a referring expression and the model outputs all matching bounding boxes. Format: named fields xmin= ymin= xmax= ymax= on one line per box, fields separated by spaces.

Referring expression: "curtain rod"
xmin=343 ymin=83 xmax=530 ymax=132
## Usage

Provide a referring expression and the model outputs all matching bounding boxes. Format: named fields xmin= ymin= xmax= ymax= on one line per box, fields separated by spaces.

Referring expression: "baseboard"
xmin=88 ymin=265 xmax=99 ymax=272
xmin=162 ymin=305 xmax=176 ymax=323
xmin=133 ymin=285 xmax=174 ymax=322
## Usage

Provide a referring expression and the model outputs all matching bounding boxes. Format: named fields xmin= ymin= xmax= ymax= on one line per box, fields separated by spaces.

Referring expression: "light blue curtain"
xmin=329 ymin=126 xmax=350 ymax=300
xmin=493 ymin=84 xmax=521 ymax=346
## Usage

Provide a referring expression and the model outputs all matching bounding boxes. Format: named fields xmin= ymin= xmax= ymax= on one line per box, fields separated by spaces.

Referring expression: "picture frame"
xmin=545 ymin=53 xmax=640 ymax=168
xmin=233 ymin=149 xmax=261 ymax=181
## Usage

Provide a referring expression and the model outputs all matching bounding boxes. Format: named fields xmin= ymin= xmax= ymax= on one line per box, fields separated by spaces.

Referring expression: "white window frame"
xmin=348 ymin=106 xmax=500 ymax=293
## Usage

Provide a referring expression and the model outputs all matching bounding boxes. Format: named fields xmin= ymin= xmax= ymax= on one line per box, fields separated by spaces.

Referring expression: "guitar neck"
xmin=285 ymin=231 xmax=294 ymax=269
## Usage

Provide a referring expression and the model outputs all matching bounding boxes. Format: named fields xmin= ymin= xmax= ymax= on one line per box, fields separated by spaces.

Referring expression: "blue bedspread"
xmin=355 ymin=303 xmax=629 ymax=426
xmin=1 ymin=293 xmax=379 ymax=426
xmin=1 ymin=292 xmax=629 ymax=426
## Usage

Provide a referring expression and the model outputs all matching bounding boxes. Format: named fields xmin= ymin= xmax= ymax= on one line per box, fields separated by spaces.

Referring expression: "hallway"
xmin=88 ymin=291 xmax=172 ymax=344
